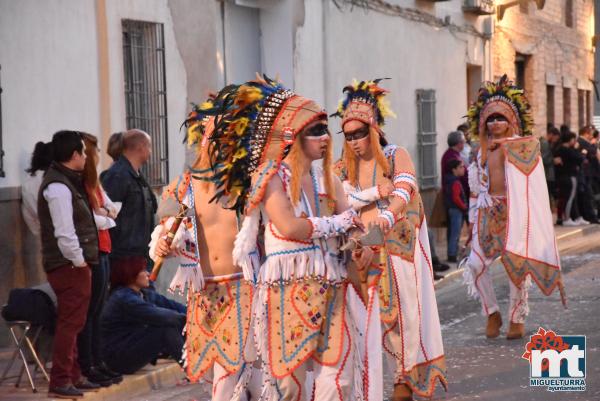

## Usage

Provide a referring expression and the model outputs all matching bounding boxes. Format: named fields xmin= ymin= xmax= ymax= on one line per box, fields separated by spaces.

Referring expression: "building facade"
xmin=492 ymin=0 xmax=595 ymax=133
xmin=2 ymin=0 xmax=594 ymax=345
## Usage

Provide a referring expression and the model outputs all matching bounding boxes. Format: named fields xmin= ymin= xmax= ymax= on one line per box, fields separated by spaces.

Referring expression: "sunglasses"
xmin=343 ymin=126 xmax=370 ymax=142
xmin=486 ymin=115 xmax=508 ymax=124
xmin=304 ymin=123 xmax=330 ymax=138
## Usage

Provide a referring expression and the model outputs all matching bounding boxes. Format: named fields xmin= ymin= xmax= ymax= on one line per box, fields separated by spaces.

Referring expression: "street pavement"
xmin=127 ymin=228 xmax=600 ymax=401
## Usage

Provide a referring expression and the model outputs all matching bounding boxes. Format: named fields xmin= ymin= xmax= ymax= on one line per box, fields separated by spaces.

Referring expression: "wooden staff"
xmin=149 ymin=203 xmax=190 ymax=282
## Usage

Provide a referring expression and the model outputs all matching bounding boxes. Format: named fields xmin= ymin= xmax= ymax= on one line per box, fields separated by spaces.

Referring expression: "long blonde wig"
xmin=342 ymin=126 xmax=390 ymax=187
xmin=287 ymin=133 xmax=335 ymax=207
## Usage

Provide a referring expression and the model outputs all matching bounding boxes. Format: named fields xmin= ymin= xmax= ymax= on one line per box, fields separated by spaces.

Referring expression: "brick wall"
xmin=492 ymin=0 xmax=594 ymax=134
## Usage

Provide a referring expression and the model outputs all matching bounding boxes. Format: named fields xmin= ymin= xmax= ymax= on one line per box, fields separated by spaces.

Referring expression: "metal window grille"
xmin=416 ymin=89 xmax=437 ymax=189
xmin=122 ymin=20 xmax=169 ymax=187
xmin=0 ymin=64 xmax=4 ymax=177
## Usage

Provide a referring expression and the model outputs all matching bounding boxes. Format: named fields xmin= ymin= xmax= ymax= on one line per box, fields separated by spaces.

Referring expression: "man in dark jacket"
xmin=101 ymin=256 xmax=185 ymax=374
xmin=100 ymin=129 xmax=157 ymax=264
xmin=577 ymin=126 xmax=600 ymax=224
xmin=38 ymin=131 xmax=100 ymax=398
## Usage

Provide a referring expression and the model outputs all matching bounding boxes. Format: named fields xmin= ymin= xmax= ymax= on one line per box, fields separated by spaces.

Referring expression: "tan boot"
xmin=391 ymin=383 xmax=413 ymax=401
xmin=506 ymin=322 xmax=525 ymax=339
xmin=485 ymin=311 xmax=502 ymax=338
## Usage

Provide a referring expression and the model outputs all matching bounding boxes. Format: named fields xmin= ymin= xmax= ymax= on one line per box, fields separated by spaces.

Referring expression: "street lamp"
xmin=497 ymin=0 xmax=545 ymax=21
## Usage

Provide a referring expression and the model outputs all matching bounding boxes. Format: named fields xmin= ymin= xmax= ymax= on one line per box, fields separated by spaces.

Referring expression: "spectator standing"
xmin=444 ymin=159 xmax=467 ymax=262
xmin=101 ymin=256 xmax=186 ymax=375
xmin=555 ymin=132 xmax=587 ymax=226
xmin=577 ymin=126 xmax=600 ymax=224
xmin=100 ymin=130 xmax=157 ymax=267
xmin=540 ymin=126 xmax=561 ymax=202
xmin=38 ymin=131 xmax=100 ymax=398
xmin=22 ymin=141 xmax=52 ymax=236
xmin=441 ymin=131 xmax=469 ymax=196
xmin=78 ymin=133 xmax=123 ymax=386
xmin=457 ymin=123 xmax=472 ymax=166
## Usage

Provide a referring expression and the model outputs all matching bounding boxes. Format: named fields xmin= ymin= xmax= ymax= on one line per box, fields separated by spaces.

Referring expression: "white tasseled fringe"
xmin=461 ymin=257 xmax=480 ymax=301
xmin=168 ymin=264 xmax=205 ymax=294
xmin=233 ymin=209 xmax=261 ymax=282
xmin=348 ymin=312 xmax=366 ymax=401
xmin=258 ymin=251 xmax=344 ymax=283
xmin=229 ymin=363 xmax=254 ymax=401
xmin=477 ymin=192 xmax=494 ymax=209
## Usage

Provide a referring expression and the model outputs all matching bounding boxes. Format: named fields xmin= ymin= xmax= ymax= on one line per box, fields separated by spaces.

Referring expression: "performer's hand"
xmin=374 ymin=216 xmax=391 ymax=233
xmin=378 ymin=182 xmax=395 ymax=198
xmin=352 ymin=215 xmax=366 ymax=232
xmin=553 ymin=157 xmax=562 ymax=166
xmin=156 ymin=236 xmax=173 ymax=258
xmin=352 ymin=246 xmax=375 ymax=271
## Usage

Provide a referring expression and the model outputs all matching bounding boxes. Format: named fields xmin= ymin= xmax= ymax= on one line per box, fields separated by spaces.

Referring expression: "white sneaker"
xmin=575 ymin=217 xmax=590 ymax=225
xmin=563 ymin=219 xmax=578 ymax=227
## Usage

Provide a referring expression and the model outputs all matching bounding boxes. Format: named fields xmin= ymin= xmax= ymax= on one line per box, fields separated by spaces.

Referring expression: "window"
xmin=122 ymin=20 xmax=169 ymax=187
xmin=585 ymin=90 xmax=592 ymax=125
xmin=546 ymin=85 xmax=555 ymax=126
xmin=515 ymin=53 xmax=528 ymax=89
xmin=0 ymin=64 xmax=4 ymax=177
xmin=565 ymin=0 xmax=574 ymax=28
xmin=578 ymin=90 xmax=585 ymax=129
xmin=563 ymin=88 xmax=571 ymax=127
xmin=416 ymin=89 xmax=437 ymax=190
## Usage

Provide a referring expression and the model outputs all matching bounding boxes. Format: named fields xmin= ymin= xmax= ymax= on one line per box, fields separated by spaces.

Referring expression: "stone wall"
xmin=492 ymin=0 xmax=595 ymax=134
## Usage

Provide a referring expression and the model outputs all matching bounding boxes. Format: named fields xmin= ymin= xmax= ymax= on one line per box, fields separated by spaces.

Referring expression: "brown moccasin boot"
xmin=506 ymin=322 xmax=525 ymax=339
xmin=486 ymin=311 xmax=502 ymax=338
xmin=391 ymin=383 xmax=413 ymax=401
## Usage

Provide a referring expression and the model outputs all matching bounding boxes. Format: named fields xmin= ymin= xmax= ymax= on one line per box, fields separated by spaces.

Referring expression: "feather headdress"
xmin=208 ymin=75 xmax=327 ymax=214
xmin=331 ymin=78 xmax=396 ymax=129
xmin=466 ymin=74 xmax=533 ymax=140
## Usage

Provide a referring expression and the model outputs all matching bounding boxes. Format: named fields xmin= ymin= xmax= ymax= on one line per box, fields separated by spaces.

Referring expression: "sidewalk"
xmin=0 ymin=223 xmax=598 ymax=401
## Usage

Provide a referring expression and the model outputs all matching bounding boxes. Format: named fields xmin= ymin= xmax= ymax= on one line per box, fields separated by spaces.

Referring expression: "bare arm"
xmin=264 ymin=173 xmax=359 ymax=240
xmin=263 ymin=175 xmax=314 ymax=240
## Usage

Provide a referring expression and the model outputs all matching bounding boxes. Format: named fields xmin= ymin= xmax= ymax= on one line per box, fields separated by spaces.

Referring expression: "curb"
xmin=433 ymin=224 xmax=600 ymax=288
xmin=81 ymin=361 xmax=184 ymax=401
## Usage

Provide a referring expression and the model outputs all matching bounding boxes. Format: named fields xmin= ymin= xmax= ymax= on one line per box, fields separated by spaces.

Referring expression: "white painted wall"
xmin=293 ymin=0 xmax=490 ymax=186
xmin=0 ymin=0 xmax=101 ymax=188
xmin=223 ymin=2 xmax=262 ymax=84
xmin=104 ymin=0 xmax=189 ymax=178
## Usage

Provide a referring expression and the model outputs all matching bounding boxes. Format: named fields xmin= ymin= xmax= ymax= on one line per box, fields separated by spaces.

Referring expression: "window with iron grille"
xmin=122 ymin=20 xmax=168 ymax=187
xmin=416 ymin=89 xmax=437 ymax=189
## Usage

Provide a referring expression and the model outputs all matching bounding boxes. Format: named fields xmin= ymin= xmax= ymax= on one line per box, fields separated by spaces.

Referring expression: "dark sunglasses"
xmin=304 ymin=123 xmax=330 ymax=138
xmin=343 ymin=126 xmax=370 ymax=142
xmin=486 ymin=115 xmax=508 ymax=124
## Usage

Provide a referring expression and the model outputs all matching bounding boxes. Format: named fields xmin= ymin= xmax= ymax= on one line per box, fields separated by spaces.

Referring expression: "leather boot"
xmin=506 ymin=322 xmax=525 ymax=339
xmin=391 ymin=383 xmax=413 ymax=401
xmin=485 ymin=311 xmax=502 ymax=338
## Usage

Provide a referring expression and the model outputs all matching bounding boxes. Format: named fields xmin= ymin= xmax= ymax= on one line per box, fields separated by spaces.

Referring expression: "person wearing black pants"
xmin=78 ymin=133 xmax=123 ymax=386
xmin=101 ymin=256 xmax=186 ymax=375
xmin=554 ymin=132 xmax=585 ymax=226
xmin=577 ymin=126 xmax=600 ymax=224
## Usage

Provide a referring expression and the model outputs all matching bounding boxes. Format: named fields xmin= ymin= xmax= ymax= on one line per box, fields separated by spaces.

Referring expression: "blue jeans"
xmin=446 ymin=207 xmax=464 ymax=258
